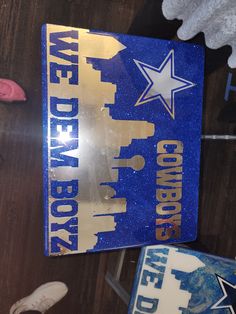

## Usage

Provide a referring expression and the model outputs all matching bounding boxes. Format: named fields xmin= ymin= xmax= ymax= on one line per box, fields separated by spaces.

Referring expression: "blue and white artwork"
xmin=129 ymin=245 xmax=236 ymax=313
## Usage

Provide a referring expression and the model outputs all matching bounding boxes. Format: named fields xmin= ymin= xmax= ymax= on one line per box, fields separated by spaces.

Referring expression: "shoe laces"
xmin=30 ymin=295 xmax=55 ymax=312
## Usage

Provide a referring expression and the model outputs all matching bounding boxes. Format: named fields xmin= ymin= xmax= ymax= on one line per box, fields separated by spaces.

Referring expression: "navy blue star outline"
xmin=211 ymin=274 xmax=236 ymax=313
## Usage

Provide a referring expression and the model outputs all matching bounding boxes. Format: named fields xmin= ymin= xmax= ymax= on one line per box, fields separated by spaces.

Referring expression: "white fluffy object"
xmin=162 ymin=0 xmax=236 ymax=68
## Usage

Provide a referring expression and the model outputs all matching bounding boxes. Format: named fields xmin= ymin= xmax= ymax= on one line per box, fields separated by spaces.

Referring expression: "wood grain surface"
xmin=0 ymin=1 xmax=235 ymax=313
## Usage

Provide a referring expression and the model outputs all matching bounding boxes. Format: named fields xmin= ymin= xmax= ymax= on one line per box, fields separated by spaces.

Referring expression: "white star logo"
xmin=134 ymin=50 xmax=195 ymax=119
xmin=211 ymin=275 xmax=236 ymax=314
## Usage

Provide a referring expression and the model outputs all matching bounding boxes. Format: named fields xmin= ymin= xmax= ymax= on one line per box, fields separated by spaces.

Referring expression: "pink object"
xmin=0 ymin=79 xmax=26 ymax=102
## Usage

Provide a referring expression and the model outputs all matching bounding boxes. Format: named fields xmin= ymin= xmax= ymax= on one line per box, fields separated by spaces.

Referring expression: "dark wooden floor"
xmin=0 ymin=0 xmax=235 ymax=313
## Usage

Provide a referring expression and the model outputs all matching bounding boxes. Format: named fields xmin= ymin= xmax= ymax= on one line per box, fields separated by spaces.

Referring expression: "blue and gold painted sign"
xmin=42 ymin=24 xmax=204 ymax=255
xmin=129 ymin=245 xmax=236 ymax=314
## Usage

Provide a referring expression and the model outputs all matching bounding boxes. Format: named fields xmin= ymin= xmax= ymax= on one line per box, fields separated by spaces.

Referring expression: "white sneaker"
xmin=10 ymin=281 xmax=68 ymax=313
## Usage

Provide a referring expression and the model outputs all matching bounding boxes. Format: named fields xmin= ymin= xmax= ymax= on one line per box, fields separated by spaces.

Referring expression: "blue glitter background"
xmin=42 ymin=27 xmax=204 ymax=253
xmin=87 ymin=31 xmax=204 ymax=251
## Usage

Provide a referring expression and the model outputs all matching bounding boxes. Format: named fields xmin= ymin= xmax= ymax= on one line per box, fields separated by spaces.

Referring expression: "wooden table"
xmin=0 ymin=1 xmax=235 ymax=313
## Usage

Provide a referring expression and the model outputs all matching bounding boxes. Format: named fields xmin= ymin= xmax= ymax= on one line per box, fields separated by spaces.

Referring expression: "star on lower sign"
xmin=134 ymin=50 xmax=195 ymax=119
xmin=211 ymin=275 xmax=236 ymax=313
